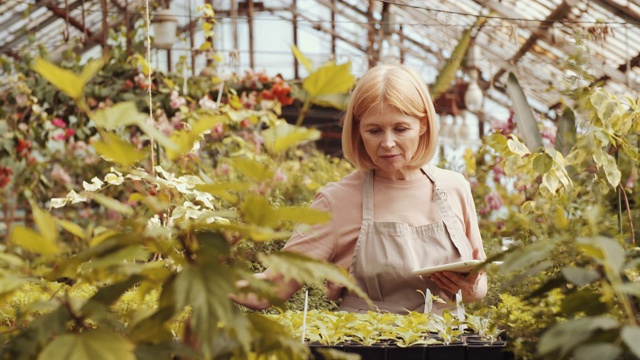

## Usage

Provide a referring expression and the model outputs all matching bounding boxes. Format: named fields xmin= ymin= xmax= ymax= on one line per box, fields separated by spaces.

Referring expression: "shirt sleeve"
xmin=281 ymin=192 xmax=337 ymax=262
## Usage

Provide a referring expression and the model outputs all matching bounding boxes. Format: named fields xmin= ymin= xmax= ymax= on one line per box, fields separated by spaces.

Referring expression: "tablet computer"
xmin=412 ymin=260 xmax=484 ymax=276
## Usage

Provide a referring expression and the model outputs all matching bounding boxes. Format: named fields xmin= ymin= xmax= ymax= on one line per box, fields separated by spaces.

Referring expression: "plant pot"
xmin=427 ymin=342 xmax=466 ymax=360
xmin=308 ymin=343 xmax=345 ymax=360
xmin=342 ymin=342 xmax=386 ymax=360
xmin=466 ymin=340 xmax=508 ymax=360
xmin=386 ymin=344 xmax=427 ymax=360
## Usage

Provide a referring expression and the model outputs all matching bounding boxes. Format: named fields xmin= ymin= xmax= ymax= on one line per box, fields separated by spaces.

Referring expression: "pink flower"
xmin=52 ymin=118 xmax=66 ymax=128
xmin=273 ymin=170 xmax=287 ymax=183
xmin=625 ymin=167 xmax=637 ymax=189
xmin=15 ymin=94 xmax=28 ymax=107
xmin=51 ymin=164 xmax=72 ymax=184
xmin=65 ymin=128 xmax=75 ymax=138
xmin=55 ymin=133 xmax=67 ymax=141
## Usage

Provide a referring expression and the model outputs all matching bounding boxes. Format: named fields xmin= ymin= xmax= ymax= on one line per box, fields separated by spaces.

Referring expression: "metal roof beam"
xmin=0 ymin=0 xmax=86 ymax=56
xmin=490 ymin=0 xmax=578 ymax=82
xmin=44 ymin=0 xmax=94 ymax=38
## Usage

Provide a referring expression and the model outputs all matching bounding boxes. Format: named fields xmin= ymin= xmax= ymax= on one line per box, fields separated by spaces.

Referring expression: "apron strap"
xmin=362 ymin=171 xmax=374 ymax=222
xmin=421 ymin=165 xmax=473 ymax=259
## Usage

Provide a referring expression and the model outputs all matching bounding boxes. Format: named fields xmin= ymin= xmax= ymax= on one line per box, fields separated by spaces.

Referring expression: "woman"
xmin=237 ymin=63 xmax=487 ymax=314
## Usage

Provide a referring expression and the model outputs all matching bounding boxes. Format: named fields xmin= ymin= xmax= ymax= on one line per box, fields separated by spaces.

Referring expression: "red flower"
xmin=16 ymin=138 xmax=31 ymax=156
xmin=240 ymin=118 xmax=252 ymax=128
xmin=0 ymin=167 xmax=12 ymax=189
xmin=52 ymin=118 xmax=66 ymax=128
xmin=65 ymin=128 xmax=75 ymax=138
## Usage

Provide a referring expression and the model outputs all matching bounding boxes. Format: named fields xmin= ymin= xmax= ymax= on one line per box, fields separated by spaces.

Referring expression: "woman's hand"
xmin=428 ymin=248 xmax=488 ymax=302
xmin=428 ymin=270 xmax=484 ymax=301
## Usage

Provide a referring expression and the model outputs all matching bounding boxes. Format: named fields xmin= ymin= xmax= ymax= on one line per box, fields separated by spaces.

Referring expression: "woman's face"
xmin=359 ymin=103 xmax=425 ymax=180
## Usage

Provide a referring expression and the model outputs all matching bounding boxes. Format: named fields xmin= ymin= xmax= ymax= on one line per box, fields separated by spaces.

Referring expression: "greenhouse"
xmin=0 ymin=0 xmax=639 ymax=359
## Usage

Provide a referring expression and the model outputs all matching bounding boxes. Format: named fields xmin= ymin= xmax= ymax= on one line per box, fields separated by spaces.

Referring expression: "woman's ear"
xmin=420 ymin=122 xmax=428 ymax=135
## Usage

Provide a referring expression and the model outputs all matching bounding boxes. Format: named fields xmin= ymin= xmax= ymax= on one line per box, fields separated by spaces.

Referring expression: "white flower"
xmin=83 ymin=177 xmax=104 ymax=192
xmin=104 ymin=173 xmax=124 ymax=185
xmin=66 ymin=190 xmax=88 ymax=204
xmin=50 ymin=198 xmax=68 ymax=208
xmin=125 ymin=174 xmax=142 ymax=181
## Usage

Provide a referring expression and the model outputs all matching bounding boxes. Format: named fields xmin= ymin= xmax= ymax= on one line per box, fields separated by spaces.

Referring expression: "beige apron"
xmin=339 ymin=166 xmax=473 ymax=314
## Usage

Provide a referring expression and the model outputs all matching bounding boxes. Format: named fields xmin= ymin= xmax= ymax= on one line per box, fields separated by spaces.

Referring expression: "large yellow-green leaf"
xmin=29 ymin=200 xmax=58 ymax=244
xmin=290 ymin=44 xmax=314 ymax=73
xmin=260 ymin=251 xmax=371 ymax=308
xmin=195 ymin=182 xmax=253 ymax=203
xmin=622 ymin=326 xmax=640 ymax=358
xmin=208 ymin=222 xmax=291 ymax=242
xmin=303 ymin=62 xmax=355 ymax=97
xmin=91 ymin=102 xmax=146 ymax=130
xmin=261 ymin=123 xmax=321 ymax=154
xmin=57 ymin=220 xmax=86 ymax=240
xmin=38 ymin=330 xmax=135 ymax=360
xmin=174 ymin=264 xmax=250 ymax=355
xmin=91 ymin=193 xmax=134 ymax=217
xmin=92 ymin=132 xmax=148 ymax=167
xmin=31 ymin=58 xmax=104 ymax=100
xmin=10 ymin=226 xmax=60 ymax=255
xmin=506 ymin=72 xmax=544 ymax=151
xmin=240 ymin=195 xmax=281 ymax=228
xmin=192 ymin=114 xmax=228 ymax=135
xmin=227 ymin=157 xmax=274 ymax=182
xmin=430 ymin=17 xmax=487 ymax=100
xmin=276 ymin=206 xmax=331 ymax=225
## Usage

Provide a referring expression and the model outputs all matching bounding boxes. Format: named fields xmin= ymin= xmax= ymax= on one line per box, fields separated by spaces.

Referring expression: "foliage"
xmin=268 ymin=308 xmax=500 ymax=347
xmin=0 ymin=7 xmax=360 ymax=359
xmin=469 ymin=85 xmax=640 ymax=359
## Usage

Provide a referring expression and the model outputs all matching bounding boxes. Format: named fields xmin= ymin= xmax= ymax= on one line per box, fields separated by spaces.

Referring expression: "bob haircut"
xmin=342 ymin=64 xmax=438 ymax=171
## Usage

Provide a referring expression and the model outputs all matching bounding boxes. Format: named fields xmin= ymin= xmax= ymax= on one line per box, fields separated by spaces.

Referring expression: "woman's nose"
xmin=381 ymin=132 xmax=395 ymax=148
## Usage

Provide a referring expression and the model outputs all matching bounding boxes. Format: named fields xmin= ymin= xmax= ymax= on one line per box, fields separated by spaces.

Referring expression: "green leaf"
xmin=506 ymin=137 xmax=531 ymax=156
xmin=532 ymin=153 xmax=553 ymax=174
xmin=538 ymin=316 xmax=619 ymax=357
xmin=174 ymin=264 xmax=244 ymax=355
xmin=92 ymin=132 xmax=148 ymax=167
xmin=555 ymin=107 xmax=576 ymax=156
xmin=506 ymin=72 xmax=544 ymax=151
xmin=500 ymin=241 xmax=553 ymax=274
xmin=91 ymin=102 xmax=146 ymax=130
xmin=81 ymin=276 xmax=143 ymax=319
xmin=262 ymin=123 xmax=321 ymax=154
xmin=578 ymin=237 xmax=626 ymax=273
xmin=560 ymin=288 xmax=607 ymax=316
xmin=290 ymin=44 xmax=314 ymax=73
xmin=431 ymin=18 xmax=487 ymax=99
xmin=10 ymin=226 xmax=60 ymax=255
xmin=90 ymin=193 xmax=134 ymax=217
xmin=276 ymin=206 xmax=331 ymax=225
xmin=573 ymin=343 xmax=621 ymax=360
xmin=561 ymin=267 xmax=599 ymax=286
xmin=38 ymin=330 xmax=135 ymax=360
xmin=57 ymin=220 xmax=86 ymax=240
xmin=31 ymin=58 xmax=104 ymax=100
xmin=227 ymin=157 xmax=274 ymax=182
xmin=303 ymin=62 xmax=355 ymax=97
xmin=260 ymin=251 xmax=371 ymax=308
xmin=240 ymin=195 xmax=281 ymax=228
xmin=621 ymin=326 xmax=640 ymax=358
xmin=29 ymin=201 xmax=58 ymax=244
xmin=129 ymin=306 xmax=175 ymax=344
xmin=195 ymin=182 xmax=252 ymax=203
xmin=601 ymin=153 xmax=621 ymax=187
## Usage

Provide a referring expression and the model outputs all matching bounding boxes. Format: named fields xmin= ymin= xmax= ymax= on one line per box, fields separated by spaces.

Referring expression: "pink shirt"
xmin=282 ymin=166 xmax=485 ymax=270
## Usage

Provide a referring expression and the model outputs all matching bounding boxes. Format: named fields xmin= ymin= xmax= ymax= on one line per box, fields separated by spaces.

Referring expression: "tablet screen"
xmin=412 ymin=260 xmax=484 ymax=276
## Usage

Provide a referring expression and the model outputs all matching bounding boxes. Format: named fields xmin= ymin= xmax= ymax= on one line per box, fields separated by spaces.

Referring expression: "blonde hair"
xmin=342 ymin=64 xmax=438 ymax=171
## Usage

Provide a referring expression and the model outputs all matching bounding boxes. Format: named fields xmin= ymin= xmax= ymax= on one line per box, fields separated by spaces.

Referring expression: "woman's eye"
xmin=368 ymin=129 xmax=381 ymax=134
xmin=395 ymin=127 xmax=408 ymax=132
